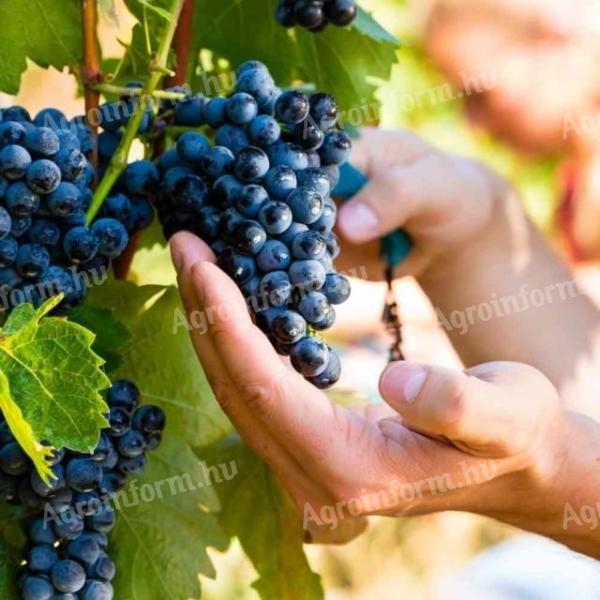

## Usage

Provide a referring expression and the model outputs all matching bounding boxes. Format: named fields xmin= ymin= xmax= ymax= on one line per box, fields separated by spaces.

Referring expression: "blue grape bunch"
xmin=275 ymin=0 xmax=357 ymax=31
xmin=152 ymin=61 xmax=352 ymax=388
xmin=0 ymin=379 xmax=165 ymax=600
xmin=0 ymin=104 xmax=155 ymax=315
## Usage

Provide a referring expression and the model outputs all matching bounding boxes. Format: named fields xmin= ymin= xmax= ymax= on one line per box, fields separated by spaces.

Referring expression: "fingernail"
xmin=380 ymin=364 xmax=427 ymax=404
xmin=339 ymin=203 xmax=379 ymax=240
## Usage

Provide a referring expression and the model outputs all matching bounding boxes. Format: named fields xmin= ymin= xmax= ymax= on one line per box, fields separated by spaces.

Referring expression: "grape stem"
xmin=85 ymin=0 xmax=186 ymax=224
xmin=91 ymin=83 xmax=187 ymax=100
xmin=81 ymin=0 xmax=102 ymax=170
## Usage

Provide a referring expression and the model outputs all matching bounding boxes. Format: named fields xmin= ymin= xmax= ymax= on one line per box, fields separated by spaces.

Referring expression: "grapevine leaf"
xmin=0 ymin=0 xmax=82 ymax=94
xmin=83 ymin=279 xmax=232 ymax=599
xmin=0 ymin=296 xmax=110 ymax=472
xmin=110 ymin=436 xmax=229 ymax=600
xmin=199 ymin=436 xmax=324 ymax=600
xmin=118 ymin=0 xmax=398 ymax=108
xmin=68 ymin=304 xmax=131 ymax=374
xmin=84 ymin=280 xmax=231 ymax=445
xmin=191 ymin=1 xmax=399 ymax=109
xmin=110 ymin=0 xmax=177 ymax=84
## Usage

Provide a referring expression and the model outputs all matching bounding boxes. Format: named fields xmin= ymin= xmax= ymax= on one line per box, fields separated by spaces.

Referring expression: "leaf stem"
xmin=81 ymin=0 xmax=102 ymax=170
xmin=85 ymin=0 xmax=186 ymax=225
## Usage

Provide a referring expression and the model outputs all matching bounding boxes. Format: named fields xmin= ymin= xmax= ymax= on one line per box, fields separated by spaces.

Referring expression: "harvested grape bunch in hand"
xmin=0 ymin=379 xmax=166 ymax=600
xmin=275 ymin=0 xmax=357 ymax=31
xmin=154 ymin=61 xmax=352 ymax=388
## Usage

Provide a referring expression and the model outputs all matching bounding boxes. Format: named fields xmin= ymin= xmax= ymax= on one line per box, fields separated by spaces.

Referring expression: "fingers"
xmin=379 ymin=360 xmax=560 ymax=457
xmin=187 ymin=261 xmax=347 ymax=463
xmin=305 ymin=516 xmax=368 ymax=545
xmin=171 ymin=235 xmax=332 ymax=502
xmin=337 ymin=153 xmax=446 ymax=244
xmin=349 ymin=128 xmax=432 ymax=175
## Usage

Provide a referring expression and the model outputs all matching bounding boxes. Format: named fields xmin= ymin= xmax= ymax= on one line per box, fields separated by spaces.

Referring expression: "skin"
xmin=170 ymin=128 xmax=600 ymax=557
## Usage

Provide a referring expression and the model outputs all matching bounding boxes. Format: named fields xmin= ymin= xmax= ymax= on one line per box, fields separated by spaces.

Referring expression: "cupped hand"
xmin=335 ymin=128 xmax=508 ymax=280
xmin=170 ymin=232 xmax=563 ymax=541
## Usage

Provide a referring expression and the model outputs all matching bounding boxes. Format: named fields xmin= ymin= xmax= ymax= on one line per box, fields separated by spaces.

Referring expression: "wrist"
xmin=485 ymin=411 xmax=600 ymax=558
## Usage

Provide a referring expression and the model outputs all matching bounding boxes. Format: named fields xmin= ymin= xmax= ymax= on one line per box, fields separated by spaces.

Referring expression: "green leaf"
xmin=83 ymin=279 xmax=232 ymax=599
xmin=192 ymin=2 xmax=399 ymax=109
xmin=85 ymin=280 xmax=230 ymax=445
xmin=110 ymin=0 xmax=177 ymax=84
xmin=68 ymin=304 xmax=131 ymax=374
xmin=110 ymin=436 xmax=228 ymax=600
xmin=0 ymin=0 xmax=82 ymax=94
xmin=117 ymin=0 xmax=398 ymax=109
xmin=0 ymin=297 xmax=110 ymax=476
xmin=199 ymin=436 xmax=324 ymax=600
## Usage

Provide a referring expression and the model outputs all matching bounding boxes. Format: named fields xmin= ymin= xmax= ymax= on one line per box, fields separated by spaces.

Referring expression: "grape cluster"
xmin=153 ymin=61 xmax=351 ymax=388
xmin=0 ymin=379 xmax=165 ymax=600
xmin=275 ymin=0 xmax=357 ymax=31
xmin=0 ymin=105 xmax=154 ymax=315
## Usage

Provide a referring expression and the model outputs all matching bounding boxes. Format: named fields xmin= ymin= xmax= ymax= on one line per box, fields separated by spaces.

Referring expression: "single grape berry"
xmin=308 ymin=349 xmax=342 ymax=388
xmin=15 ymin=243 xmax=50 ymax=279
xmin=47 ymin=182 xmax=81 ymax=217
xmin=26 ymin=159 xmax=62 ymax=194
xmin=25 ymin=127 xmax=60 ymax=157
xmin=248 ymin=115 xmax=281 ymax=147
xmin=91 ymin=218 xmax=129 ymax=258
xmin=233 ymin=146 xmax=270 ymax=182
xmin=5 ymin=181 xmax=40 ymax=216
xmin=0 ymin=144 xmax=31 ymax=179
xmin=65 ymin=458 xmax=103 ymax=492
xmin=290 ymin=337 xmax=330 ymax=377
xmin=268 ymin=142 xmax=309 ymax=171
xmin=226 ymin=92 xmax=259 ymax=125
xmin=107 ymin=379 xmax=140 ymax=413
xmin=237 ymin=184 xmax=269 ymax=218
xmin=256 ymin=239 xmax=292 ymax=272
xmin=233 ymin=219 xmax=268 ymax=255
xmin=324 ymin=0 xmax=357 ymax=26
xmin=319 ymin=130 xmax=352 ymax=165
xmin=286 ymin=187 xmax=324 ymax=224
xmin=51 ymin=559 xmax=87 ymax=594
xmin=271 ymin=309 xmax=307 ymax=344
xmin=258 ymin=201 xmax=293 ymax=235
xmin=323 ymin=272 xmax=351 ymax=304
xmin=264 ymin=165 xmax=297 ymax=199
xmin=63 ymin=227 xmax=99 ymax=264
xmin=275 ymin=90 xmax=310 ymax=124
xmin=176 ymin=132 xmax=210 ymax=165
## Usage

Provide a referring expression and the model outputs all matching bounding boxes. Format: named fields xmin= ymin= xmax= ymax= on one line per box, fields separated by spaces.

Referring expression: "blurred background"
xmin=6 ymin=0 xmax=600 ymax=597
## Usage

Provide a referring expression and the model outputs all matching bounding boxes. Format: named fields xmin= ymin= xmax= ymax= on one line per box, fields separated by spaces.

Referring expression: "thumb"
xmin=378 ymin=361 xmax=559 ymax=457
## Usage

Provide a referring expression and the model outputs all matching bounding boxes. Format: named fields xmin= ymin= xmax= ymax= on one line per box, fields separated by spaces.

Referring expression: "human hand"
xmin=335 ymin=128 xmax=510 ymax=281
xmin=169 ymin=232 xmax=599 ymax=553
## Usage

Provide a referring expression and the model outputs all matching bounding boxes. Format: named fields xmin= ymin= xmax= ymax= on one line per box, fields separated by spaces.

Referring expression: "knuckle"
xmin=238 ymin=370 xmax=287 ymax=421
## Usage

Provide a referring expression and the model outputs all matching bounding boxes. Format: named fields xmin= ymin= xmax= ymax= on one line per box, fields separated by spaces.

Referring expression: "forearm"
xmin=419 ymin=181 xmax=600 ymax=416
